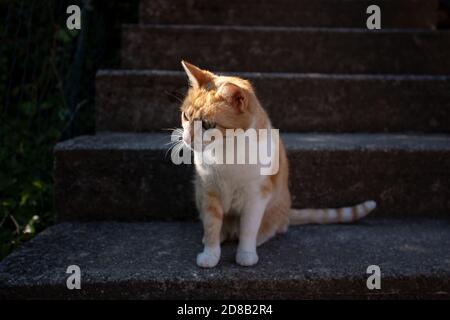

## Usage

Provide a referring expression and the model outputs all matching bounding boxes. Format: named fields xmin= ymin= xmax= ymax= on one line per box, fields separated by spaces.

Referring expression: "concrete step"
xmin=121 ymin=25 xmax=450 ymax=74
xmin=96 ymin=70 xmax=450 ymax=133
xmin=1 ymin=219 xmax=449 ymax=299
xmin=54 ymin=133 xmax=450 ymax=221
xmin=140 ymin=0 xmax=439 ymax=28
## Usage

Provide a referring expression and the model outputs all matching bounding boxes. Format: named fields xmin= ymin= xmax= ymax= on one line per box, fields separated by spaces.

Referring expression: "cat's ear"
xmin=181 ymin=60 xmax=213 ymax=88
xmin=217 ymin=83 xmax=248 ymax=114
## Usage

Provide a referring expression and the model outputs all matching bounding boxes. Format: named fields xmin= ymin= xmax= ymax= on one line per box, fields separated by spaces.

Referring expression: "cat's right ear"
xmin=181 ymin=60 xmax=212 ymax=88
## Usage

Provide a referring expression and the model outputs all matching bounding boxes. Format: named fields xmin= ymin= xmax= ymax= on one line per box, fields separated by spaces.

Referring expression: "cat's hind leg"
xmin=257 ymin=200 xmax=290 ymax=246
xmin=220 ymin=215 xmax=239 ymax=243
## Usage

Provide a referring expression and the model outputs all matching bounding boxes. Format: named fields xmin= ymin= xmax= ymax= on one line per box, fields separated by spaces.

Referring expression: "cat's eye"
xmin=202 ymin=120 xmax=216 ymax=130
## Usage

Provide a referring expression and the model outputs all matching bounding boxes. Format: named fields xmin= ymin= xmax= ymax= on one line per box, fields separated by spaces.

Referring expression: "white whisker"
xmin=163 ymin=127 xmax=186 ymax=158
xmin=165 ymin=140 xmax=184 ymax=158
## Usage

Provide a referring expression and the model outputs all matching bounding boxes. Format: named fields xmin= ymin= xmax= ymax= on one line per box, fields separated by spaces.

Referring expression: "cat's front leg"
xmin=236 ymin=194 xmax=268 ymax=266
xmin=197 ymin=192 xmax=223 ymax=268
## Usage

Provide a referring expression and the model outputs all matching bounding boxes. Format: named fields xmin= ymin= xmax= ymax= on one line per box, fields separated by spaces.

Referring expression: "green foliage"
xmin=0 ymin=0 xmax=92 ymax=260
xmin=0 ymin=0 xmax=139 ymax=261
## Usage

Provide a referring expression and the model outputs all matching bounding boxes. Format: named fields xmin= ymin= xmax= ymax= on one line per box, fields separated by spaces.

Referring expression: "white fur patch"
xmin=196 ymin=246 xmax=220 ymax=268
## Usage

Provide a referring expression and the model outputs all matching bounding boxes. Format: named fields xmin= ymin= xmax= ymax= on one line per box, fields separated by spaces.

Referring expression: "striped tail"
xmin=289 ymin=200 xmax=377 ymax=225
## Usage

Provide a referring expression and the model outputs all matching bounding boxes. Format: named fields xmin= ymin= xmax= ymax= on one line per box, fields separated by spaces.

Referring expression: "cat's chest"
xmin=196 ymin=163 xmax=263 ymax=214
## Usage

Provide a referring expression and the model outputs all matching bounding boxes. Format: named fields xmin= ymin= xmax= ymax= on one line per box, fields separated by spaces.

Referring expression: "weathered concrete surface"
xmin=0 ymin=220 xmax=449 ymax=299
xmin=121 ymin=25 xmax=450 ymax=74
xmin=140 ymin=0 xmax=439 ymax=28
xmin=96 ymin=70 xmax=450 ymax=133
xmin=54 ymin=133 xmax=450 ymax=221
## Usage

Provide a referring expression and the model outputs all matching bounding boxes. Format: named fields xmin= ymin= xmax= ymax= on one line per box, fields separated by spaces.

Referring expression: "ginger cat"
xmin=178 ymin=61 xmax=376 ymax=268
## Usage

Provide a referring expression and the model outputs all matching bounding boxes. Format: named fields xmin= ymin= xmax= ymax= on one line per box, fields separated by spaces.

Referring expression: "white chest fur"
xmin=193 ymin=127 xmax=276 ymax=215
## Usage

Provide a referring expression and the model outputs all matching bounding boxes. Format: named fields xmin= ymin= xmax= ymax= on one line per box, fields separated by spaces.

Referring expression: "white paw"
xmin=196 ymin=250 xmax=220 ymax=268
xmin=236 ymin=250 xmax=259 ymax=266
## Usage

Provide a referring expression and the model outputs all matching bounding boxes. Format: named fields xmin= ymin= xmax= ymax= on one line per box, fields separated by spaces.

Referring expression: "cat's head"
xmin=180 ymin=61 xmax=260 ymax=146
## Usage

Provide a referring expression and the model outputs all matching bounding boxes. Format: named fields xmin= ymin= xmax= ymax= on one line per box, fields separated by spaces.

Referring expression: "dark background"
xmin=0 ymin=0 xmax=139 ymax=259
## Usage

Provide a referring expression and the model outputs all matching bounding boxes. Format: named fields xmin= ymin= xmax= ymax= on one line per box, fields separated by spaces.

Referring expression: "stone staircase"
xmin=1 ymin=0 xmax=450 ymax=299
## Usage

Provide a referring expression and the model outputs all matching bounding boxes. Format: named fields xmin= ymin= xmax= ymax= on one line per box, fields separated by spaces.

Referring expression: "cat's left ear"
xmin=181 ymin=60 xmax=213 ymax=88
xmin=217 ymin=83 xmax=248 ymax=114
